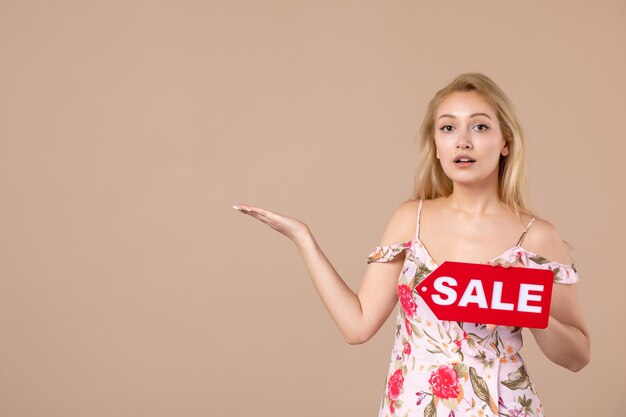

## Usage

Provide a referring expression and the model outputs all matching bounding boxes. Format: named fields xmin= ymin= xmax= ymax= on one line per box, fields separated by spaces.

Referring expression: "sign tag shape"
xmin=416 ymin=261 xmax=554 ymax=329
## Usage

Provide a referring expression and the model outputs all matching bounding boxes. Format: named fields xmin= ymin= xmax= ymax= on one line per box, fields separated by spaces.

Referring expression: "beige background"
xmin=1 ymin=1 xmax=624 ymax=416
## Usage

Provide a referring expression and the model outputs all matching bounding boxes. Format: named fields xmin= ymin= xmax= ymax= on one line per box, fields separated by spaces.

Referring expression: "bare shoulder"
xmin=377 ymin=199 xmax=420 ymax=246
xmin=524 ymin=217 xmax=575 ymax=265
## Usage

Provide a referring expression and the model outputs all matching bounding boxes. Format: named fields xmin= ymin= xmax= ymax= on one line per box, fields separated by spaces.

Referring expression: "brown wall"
xmin=1 ymin=1 xmax=624 ymax=416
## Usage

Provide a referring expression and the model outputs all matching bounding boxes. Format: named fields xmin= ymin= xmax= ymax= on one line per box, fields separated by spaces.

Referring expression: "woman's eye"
xmin=475 ymin=124 xmax=489 ymax=131
xmin=439 ymin=124 xmax=488 ymax=133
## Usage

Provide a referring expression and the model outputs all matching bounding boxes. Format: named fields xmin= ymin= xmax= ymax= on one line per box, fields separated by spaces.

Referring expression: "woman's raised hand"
xmin=232 ymin=204 xmax=310 ymax=243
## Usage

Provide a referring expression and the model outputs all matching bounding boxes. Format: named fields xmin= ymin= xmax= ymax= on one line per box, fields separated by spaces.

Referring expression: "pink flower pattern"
xmin=428 ymin=365 xmax=461 ymax=399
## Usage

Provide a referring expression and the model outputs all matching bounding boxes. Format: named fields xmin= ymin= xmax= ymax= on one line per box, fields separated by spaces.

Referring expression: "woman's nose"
xmin=457 ymin=142 xmax=472 ymax=149
xmin=456 ymin=130 xmax=473 ymax=149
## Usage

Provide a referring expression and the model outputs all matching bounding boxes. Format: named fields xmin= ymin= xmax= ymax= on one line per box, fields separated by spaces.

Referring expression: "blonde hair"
xmin=410 ymin=72 xmax=535 ymax=219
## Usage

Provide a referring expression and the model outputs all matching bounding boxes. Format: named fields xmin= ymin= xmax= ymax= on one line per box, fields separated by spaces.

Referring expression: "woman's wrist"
xmin=292 ymin=225 xmax=314 ymax=247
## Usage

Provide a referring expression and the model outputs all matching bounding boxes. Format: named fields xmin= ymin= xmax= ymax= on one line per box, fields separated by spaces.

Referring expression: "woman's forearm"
xmin=529 ymin=316 xmax=590 ymax=371
xmin=293 ymin=230 xmax=364 ymax=344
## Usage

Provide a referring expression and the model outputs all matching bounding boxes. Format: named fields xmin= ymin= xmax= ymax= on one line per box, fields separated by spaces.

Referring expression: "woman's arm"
xmin=529 ymin=284 xmax=590 ymax=371
xmin=294 ymin=227 xmax=401 ymax=344
xmin=234 ymin=201 xmax=415 ymax=345
xmin=525 ymin=219 xmax=591 ymax=371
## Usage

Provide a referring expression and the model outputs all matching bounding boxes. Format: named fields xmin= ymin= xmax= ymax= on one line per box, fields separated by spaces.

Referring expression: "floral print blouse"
xmin=366 ymin=199 xmax=579 ymax=417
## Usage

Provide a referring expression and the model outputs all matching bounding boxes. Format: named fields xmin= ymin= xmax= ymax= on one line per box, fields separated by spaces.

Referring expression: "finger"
xmin=233 ymin=205 xmax=270 ymax=219
xmin=234 ymin=205 xmax=280 ymax=219
xmin=233 ymin=205 xmax=266 ymax=222
xmin=243 ymin=208 xmax=273 ymax=224
xmin=486 ymin=324 xmax=497 ymax=330
xmin=233 ymin=205 xmax=252 ymax=212
xmin=234 ymin=204 xmax=263 ymax=212
xmin=501 ymin=260 xmax=515 ymax=268
xmin=234 ymin=206 xmax=284 ymax=232
xmin=488 ymin=259 xmax=514 ymax=268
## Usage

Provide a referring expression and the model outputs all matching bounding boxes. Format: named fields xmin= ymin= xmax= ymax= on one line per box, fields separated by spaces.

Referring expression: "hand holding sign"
xmin=416 ymin=261 xmax=554 ymax=329
xmin=485 ymin=258 xmax=514 ymax=330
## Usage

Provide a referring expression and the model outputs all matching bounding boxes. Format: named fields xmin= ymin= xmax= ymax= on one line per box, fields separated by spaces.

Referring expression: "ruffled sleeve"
xmin=520 ymin=251 xmax=580 ymax=284
xmin=366 ymin=240 xmax=413 ymax=264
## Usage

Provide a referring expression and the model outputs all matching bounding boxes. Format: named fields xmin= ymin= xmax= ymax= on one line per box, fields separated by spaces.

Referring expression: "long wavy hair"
xmin=409 ymin=72 xmax=536 ymax=219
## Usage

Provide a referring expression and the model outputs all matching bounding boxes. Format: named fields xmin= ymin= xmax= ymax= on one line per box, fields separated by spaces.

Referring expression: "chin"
xmin=451 ymin=176 xmax=493 ymax=188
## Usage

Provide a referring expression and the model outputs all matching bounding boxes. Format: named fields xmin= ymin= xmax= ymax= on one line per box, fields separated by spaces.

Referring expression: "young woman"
xmin=233 ymin=73 xmax=590 ymax=417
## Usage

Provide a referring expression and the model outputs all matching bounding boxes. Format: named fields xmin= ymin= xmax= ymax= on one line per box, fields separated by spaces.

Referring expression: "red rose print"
xmin=405 ymin=318 xmax=412 ymax=336
xmin=387 ymin=369 xmax=404 ymax=401
xmin=403 ymin=342 xmax=411 ymax=355
xmin=428 ymin=365 xmax=461 ymax=399
xmin=389 ymin=400 xmax=396 ymax=414
xmin=397 ymin=284 xmax=417 ymax=318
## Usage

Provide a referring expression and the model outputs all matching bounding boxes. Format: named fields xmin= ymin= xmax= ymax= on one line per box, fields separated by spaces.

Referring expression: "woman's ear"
xmin=501 ymin=140 xmax=510 ymax=157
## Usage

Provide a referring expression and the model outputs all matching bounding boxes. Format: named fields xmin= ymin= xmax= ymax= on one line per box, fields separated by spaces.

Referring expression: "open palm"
xmin=233 ymin=204 xmax=310 ymax=242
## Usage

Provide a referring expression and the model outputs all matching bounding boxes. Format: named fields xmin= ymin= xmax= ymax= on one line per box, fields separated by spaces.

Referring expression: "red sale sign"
xmin=416 ymin=261 xmax=554 ymax=329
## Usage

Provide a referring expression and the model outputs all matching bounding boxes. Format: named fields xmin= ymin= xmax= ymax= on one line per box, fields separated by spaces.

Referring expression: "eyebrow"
xmin=437 ymin=113 xmax=492 ymax=120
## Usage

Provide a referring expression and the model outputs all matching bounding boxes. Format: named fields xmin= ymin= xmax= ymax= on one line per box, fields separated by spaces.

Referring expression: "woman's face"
xmin=434 ymin=91 xmax=509 ymax=187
